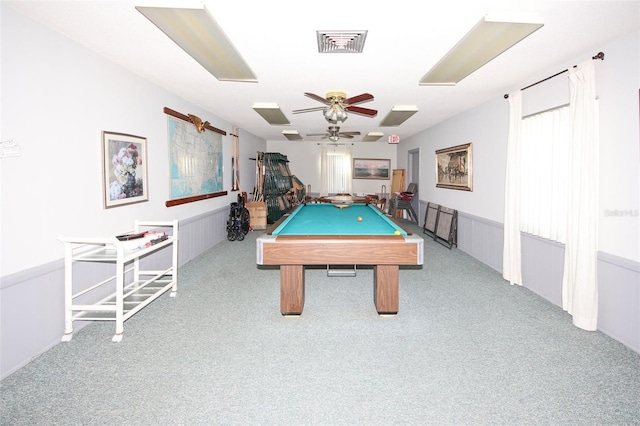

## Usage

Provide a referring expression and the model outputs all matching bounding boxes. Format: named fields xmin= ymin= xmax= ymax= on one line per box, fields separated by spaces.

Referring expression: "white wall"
xmin=596 ymin=32 xmax=640 ymax=260
xmin=398 ymin=31 xmax=640 ymax=263
xmin=398 ymin=97 xmax=509 ymax=222
xmin=0 ymin=6 xmax=266 ymax=277
xmin=266 ymin=140 xmax=398 ymax=196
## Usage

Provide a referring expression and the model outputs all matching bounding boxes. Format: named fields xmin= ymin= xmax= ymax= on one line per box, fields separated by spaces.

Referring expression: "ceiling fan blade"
xmin=344 ymin=93 xmax=374 ymax=105
xmin=341 ymin=134 xmax=355 ymax=139
xmin=306 ymin=133 xmax=329 ymax=137
xmin=339 ymin=131 xmax=361 ymax=136
xmin=346 ymin=105 xmax=378 ymax=117
xmin=304 ymin=92 xmax=330 ymax=105
xmin=292 ymin=106 xmax=325 ymax=114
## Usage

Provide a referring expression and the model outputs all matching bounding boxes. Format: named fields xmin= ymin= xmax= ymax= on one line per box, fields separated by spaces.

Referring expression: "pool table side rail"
xmin=256 ymin=234 xmax=424 ymax=266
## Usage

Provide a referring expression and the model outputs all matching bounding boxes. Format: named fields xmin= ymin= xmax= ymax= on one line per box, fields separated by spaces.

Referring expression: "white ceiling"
xmin=6 ymin=1 xmax=640 ymax=143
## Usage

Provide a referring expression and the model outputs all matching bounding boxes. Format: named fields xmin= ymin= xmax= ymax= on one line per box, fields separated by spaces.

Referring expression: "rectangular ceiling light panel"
xmin=252 ymin=103 xmax=291 ymax=126
xmin=136 ymin=4 xmax=257 ymax=82
xmin=282 ymin=130 xmax=303 ymax=141
xmin=419 ymin=11 xmax=544 ymax=86
xmin=380 ymin=106 xmax=418 ymax=127
xmin=362 ymin=132 xmax=384 ymax=142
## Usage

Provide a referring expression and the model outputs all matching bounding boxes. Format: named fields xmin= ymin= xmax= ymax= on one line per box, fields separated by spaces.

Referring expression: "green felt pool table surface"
xmin=271 ymin=203 xmax=406 ymax=236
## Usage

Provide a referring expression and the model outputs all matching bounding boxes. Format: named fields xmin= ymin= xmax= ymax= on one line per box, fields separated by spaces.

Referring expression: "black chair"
xmin=388 ymin=183 xmax=419 ymax=224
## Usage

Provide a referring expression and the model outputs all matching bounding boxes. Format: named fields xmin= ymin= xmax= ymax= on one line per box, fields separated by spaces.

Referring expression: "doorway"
xmin=408 ymin=148 xmax=420 ymax=221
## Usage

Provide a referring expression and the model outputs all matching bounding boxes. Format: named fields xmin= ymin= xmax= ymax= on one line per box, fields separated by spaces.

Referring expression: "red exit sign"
xmin=388 ymin=135 xmax=400 ymax=144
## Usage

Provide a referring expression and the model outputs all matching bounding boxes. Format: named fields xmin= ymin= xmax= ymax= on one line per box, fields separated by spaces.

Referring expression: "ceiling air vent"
xmin=317 ymin=31 xmax=367 ymax=53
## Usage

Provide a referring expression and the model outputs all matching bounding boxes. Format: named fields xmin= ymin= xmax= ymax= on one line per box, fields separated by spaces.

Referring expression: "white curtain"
xmin=320 ymin=144 xmax=329 ymax=196
xmin=502 ymin=91 xmax=523 ymax=286
xmin=320 ymin=144 xmax=352 ymax=195
xmin=520 ymin=106 xmax=570 ymax=243
xmin=344 ymin=143 xmax=353 ymax=193
xmin=562 ymin=60 xmax=599 ymax=331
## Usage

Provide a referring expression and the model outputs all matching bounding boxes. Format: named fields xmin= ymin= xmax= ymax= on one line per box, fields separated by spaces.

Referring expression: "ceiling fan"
xmin=293 ymin=91 xmax=377 ymax=123
xmin=307 ymin=126 xmax=361 ymax=142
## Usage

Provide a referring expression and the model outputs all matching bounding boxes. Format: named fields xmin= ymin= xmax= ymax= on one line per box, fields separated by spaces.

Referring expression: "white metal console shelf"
xmin=59 ymin=220 xmax=178 ymax=342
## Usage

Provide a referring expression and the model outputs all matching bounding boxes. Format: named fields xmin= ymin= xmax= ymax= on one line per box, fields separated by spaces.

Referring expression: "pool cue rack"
xmin=254 ymin=152 xmax=306 ymax=224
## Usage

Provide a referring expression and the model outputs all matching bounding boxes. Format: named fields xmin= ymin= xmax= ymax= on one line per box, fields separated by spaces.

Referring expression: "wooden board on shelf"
xmin=391 ymin=169 xmax=405 ymax=218
xmin=391 ymin=169 xmax=405 ymax=194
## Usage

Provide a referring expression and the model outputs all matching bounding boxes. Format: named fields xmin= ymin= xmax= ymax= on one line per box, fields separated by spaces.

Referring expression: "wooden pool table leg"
xmin=280 ymin=265 xmax=305 ymax=315
xmin=373 ymin=265 xmax=399 ymax=315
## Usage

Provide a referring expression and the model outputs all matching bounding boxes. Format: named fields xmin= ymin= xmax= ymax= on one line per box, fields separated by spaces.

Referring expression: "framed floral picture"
xmin=102 ymin=131 xmax=149 ymax=208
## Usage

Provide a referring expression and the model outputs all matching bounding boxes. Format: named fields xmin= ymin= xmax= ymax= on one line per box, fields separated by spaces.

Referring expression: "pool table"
xmin=256 ymin=203 xmax=424 ymax=315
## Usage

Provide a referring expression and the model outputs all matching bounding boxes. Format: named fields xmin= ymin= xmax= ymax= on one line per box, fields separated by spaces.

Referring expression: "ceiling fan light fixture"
xmin=323 ymin=106 xmax=334 ymax=121
xmin=419 ymin=11 xmax=544 ymax=86
xmin=323 ymin=105 xmax=348 ymax=123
